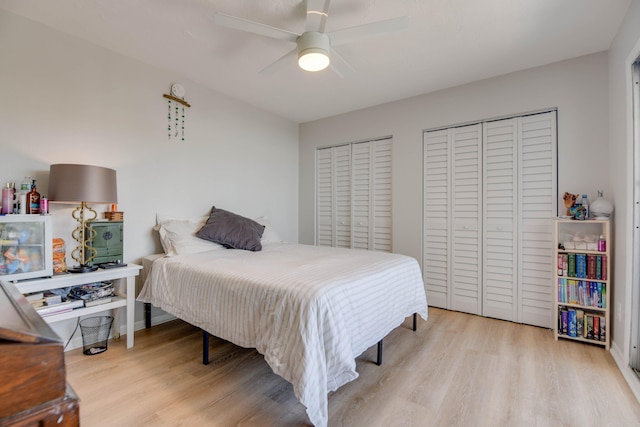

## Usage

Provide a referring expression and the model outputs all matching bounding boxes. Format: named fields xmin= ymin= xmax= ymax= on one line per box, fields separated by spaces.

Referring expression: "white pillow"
xmin=254 ymin=216 xmax=284 ymax=244
xmin=154 ymin=215 xmax=223 ymax=256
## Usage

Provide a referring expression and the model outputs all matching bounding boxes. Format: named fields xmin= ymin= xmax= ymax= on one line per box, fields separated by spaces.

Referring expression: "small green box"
xmin=86 ymin=221 xmax=123 ymax=265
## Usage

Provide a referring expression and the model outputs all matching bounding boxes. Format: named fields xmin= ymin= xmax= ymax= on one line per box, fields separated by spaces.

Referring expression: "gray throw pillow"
xmin=196 ymin=207 xmax=265 ymax=251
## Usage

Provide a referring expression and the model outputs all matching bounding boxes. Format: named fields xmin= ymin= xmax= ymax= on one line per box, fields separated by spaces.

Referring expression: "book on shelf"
xmin=556 ymin=307 xmax=608 ymax=342
xmin=68 ymin=281 xmax=114 ymax=302
xmin=576 ymin=309 xmax=584 ymax=337
xmin=24 ymin=292 xmax=44 ymax=302
xmin=586 ymin=315 xmax=594 ymax=340
xmin=43 ymin=292 xmax=62 ymax=306
xmin=568 ymin=309 xmax=577 ymax=337
xmin=36 ymin=299 xmax=84 ymax=316
xmin=557 ymin=278 xmax=606 ymax=309
xmin=84 ymin=297 xmax=112 ymax=307
xmin=568 ymin=253 xmax=576 ymax=277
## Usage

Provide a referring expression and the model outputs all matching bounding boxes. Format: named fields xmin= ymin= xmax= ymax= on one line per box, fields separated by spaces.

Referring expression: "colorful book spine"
xmin=596 ymin=255 xmax=602 ymax=280
xmin=568 ymin=253 xmax=576 ymax=277
xmin=586 ymin=315 xmax=594 ymax=339
xmin=602 ymin=255 xmax=607 ymax=280
xmin=558 ymin=254 xmax=564 ymax=275
xmin=561 ymin=309 xmax=569 ymax=335
xmin=576 ymin=309 xmax=584 ymax=337
xmin=587 ymin=254 xmax=596 ymax=279
xmin=576 ymin=254 xmax=587 ymax=278
xmin=568 ymin=309 xmax=577 ymax=337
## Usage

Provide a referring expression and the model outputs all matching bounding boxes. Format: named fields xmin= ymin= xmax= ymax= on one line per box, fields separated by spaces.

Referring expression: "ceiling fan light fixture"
xmin=298 ymin=49 xmax=330 ymax=72
xmin=297 ymin=31 xmax=330 ymax=72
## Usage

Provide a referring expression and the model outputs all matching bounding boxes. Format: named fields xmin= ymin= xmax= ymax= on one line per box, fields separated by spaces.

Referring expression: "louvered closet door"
xmin=424 ymin=124 xmax=482 ymax=313
xmin=316 ymin=145 xmax=351 ymax=247
xmin=517 ymin=111 xmax=557 ymax=328
xmin=316 ymin=148 xmax=333 ymax=246
xmin=423 ymin=129 xmax=450 ymax=308
xmin=352 ymin=142 xmax=372 ymax=250
xmin=483 ymin=119 xmax=518 ymax=321
xmin=450 ymin=124 xmax=483 ymax=315
xmin=351 ymin=139 xmax=392 ymax=251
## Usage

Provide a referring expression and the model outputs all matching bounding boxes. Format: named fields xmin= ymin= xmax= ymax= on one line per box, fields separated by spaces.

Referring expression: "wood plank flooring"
xmin=64 ymin=308 xmax=640 ymax=426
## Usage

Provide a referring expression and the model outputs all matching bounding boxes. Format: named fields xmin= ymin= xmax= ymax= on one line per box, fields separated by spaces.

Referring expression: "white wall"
xmin=0 ymin=10 xmax=299 ymax=343
xmin=607 ymin=0 xmax=640 ymax=400
xmin=300 ymin=52 xmax=610 ymax=265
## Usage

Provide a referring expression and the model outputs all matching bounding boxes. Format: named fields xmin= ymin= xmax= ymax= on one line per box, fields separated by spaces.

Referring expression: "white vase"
xmin=590 ymin=190 xmax=613 ymax=219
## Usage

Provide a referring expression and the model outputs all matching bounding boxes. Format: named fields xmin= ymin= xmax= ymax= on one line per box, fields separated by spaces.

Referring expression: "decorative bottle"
xmin=26 ymin=180 xmax=40 ymax=214
xmin=1 ymin=183 xmax=12 ymax=214
xmin=581 ymin=194 xmax=590 ymax=219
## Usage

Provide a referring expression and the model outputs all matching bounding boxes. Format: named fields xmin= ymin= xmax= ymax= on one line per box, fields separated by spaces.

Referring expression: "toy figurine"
xmin=563 ymin=192 xmax=578 ymax=216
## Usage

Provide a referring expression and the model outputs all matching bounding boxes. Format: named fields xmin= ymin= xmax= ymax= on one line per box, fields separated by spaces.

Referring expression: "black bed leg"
xmin=376 ymin=340 xmax=383 ymax=366
xmin=145 ymin=303 xmax=151 ymax=328
xmin=203 ymin=330 xmax=210 ymax=365
xmin=413 ymin=313 xmax=417 ymax=331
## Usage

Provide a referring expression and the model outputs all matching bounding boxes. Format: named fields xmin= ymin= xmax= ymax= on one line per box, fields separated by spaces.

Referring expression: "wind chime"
xmin=163 ymin=83 xmax=191 ymax=141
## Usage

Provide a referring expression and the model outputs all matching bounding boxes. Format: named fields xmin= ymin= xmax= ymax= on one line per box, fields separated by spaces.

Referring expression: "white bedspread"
xmin=137 ymin=243 xmax=428 ymax=427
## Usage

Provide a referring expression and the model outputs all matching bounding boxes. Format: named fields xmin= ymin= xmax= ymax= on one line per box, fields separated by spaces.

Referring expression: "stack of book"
xmin=558 ymin=307 xmax=606 ymax=342
xmin=67 ymin=281 xmax=114 ymax=307
xmin=24 ymin=292 xmax=45 ymax=309
xmin=34 ymin=291 xmax=84 ymax=317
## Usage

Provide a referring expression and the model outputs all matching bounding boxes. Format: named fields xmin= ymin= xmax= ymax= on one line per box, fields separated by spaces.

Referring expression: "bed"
xmin=137 ymin=210 xmax=428 ymax=427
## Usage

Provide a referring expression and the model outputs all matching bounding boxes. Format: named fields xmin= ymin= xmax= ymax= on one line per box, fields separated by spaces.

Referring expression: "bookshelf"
xmin=554 ymin=218 xmax=610 ymax=349
xmin=12 ymin=264 xmax=141 ymax=349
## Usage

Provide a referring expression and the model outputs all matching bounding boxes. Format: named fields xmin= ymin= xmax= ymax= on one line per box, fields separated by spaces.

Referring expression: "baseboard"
xmin=611 ymin=341 xmax=640 ymax=403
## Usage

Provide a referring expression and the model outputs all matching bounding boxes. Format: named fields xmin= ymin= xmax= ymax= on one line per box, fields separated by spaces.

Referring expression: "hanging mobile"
xmin=168 ymin=99 xmax=172 ymax=139
xmin=163 ymin=83 xmax=191 ymax=142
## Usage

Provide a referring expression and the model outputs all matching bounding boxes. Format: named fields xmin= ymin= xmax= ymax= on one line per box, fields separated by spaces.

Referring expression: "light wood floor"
xmin=64 ymin=308 xmax=640 ymax=426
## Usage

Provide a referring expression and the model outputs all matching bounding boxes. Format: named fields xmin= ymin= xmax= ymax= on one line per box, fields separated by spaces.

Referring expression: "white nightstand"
xmin=12 ymin=264 xmax=142 ymax=349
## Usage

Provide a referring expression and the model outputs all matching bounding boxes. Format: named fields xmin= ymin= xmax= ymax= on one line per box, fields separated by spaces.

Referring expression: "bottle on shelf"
xmin=27 ymin=180 xmax=40 ymax=214
xmin=598 ymin=235 xmax=606 ymax=252
xmin=2 ymin=183 xmax=12 ymax=214
xmin=10 ymin=182 xmax=16 ymax=213
xmin=582 ymin=194 xmax=590 ymax=219
xmin=20 ymin=176 xmax=32 ymax=195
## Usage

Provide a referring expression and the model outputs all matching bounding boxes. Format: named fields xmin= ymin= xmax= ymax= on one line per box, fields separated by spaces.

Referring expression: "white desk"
xmin=14 ymin=264 xmax=142 ymax=349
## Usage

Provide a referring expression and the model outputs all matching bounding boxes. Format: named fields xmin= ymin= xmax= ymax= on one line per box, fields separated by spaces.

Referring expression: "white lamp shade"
xmin=48 ymin=164 xmax=117 ymax=204
xmin=297 ymin=31 xmax=330 ymax=72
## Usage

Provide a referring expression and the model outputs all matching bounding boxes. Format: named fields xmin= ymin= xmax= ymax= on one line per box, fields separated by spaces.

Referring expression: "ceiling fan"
xmin=214 ymin=0 xmax=408 ymax=77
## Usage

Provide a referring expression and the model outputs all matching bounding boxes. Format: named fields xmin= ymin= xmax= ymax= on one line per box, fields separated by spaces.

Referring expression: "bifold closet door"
xmin=424 ymin=111 xmax=556 ymax=327
xmin=317 ymin=138 xmax=392 ymax=251
xmin=483 ymin=118 xmax=518 ymax=322
xmin=517 ymin=112 xmax=557 ymax=328
xmin=316 ymin=144 xmax=351 ymax=248
xmin=352 ymin=139 xmax=392 ymax=251
xmin=484 ymin=112 xmax=557 ymax=327
xmin=424 ymin=124 xmax=482 ymax=315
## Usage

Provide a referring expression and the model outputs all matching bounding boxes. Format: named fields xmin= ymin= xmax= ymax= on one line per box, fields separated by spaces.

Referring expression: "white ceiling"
xmin=0 ymin=0 xmax=632 ymax=123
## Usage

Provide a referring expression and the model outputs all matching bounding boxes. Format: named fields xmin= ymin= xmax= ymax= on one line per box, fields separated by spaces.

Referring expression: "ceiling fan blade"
xmin=328 ymin=48 xmax=355 ymax=78
xmin=259 ymin=48 xmax=298 ymax=76
xmin=305 ymin=0 xmax=331 ymax=33
xmin=328 ymin=16 xmax=409 ymax=47
xmin=214 ymin=12 xmax=299 ymax=43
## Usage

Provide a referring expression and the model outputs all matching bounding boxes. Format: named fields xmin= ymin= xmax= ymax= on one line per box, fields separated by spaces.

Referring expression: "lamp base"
xmin=68 ymin=265 xmax=99 ymax=274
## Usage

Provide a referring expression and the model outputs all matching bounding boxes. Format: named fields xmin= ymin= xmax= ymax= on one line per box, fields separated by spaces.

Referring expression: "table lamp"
xmin=48 ymin=164 xmax=117 ymax=273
